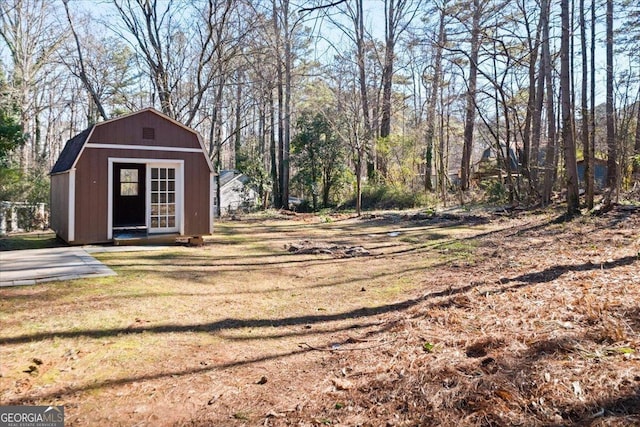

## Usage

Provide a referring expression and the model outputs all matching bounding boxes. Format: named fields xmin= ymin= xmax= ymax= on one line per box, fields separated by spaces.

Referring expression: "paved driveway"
xmin=0 ymin=247 xmax=116 ymax=287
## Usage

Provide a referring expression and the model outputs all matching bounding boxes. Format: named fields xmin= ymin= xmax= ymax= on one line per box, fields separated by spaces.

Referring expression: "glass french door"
xmin=150 ymin=166 xmax=178 ymax=232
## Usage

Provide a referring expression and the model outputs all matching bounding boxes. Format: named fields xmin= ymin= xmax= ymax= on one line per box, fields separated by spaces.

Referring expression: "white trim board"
xmin=68 ymin=169 xmax=76 ymax=242
xmin=85 ymin=143 xmax=204 ymax=153
xmin=209 ymin=172 xmax=214 ymax=234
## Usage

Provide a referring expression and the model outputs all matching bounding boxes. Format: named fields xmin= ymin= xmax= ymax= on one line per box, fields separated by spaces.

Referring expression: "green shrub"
xmin=480 ymin=179 xmax=508 ymax=204
xmin=345 ymin=184 xmax=432 ymax=210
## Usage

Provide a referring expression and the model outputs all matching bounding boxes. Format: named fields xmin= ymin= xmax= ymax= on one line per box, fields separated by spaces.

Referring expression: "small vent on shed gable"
xmin=142 ymin=127 xmax=155 ymax=140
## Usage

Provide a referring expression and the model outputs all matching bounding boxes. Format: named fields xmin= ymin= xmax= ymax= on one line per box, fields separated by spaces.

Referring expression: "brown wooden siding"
xmin=50 ymin=173 xmax=69 ymax=242
xmin=73 ymin=147 xmax=211 ymax=244
xmin=74 ymin=148 xmax=109 ymax=244
xmin=89 ymin=110 xmax=201 ymax=150
xmin=183 ymin=153 xmax=212 ymax=235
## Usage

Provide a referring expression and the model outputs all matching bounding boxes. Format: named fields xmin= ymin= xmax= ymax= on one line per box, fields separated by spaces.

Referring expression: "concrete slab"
xmin=0 ymin=247 xmax=117 ymax=287
xmin=83 ymin=245 xmax=168 ymax=254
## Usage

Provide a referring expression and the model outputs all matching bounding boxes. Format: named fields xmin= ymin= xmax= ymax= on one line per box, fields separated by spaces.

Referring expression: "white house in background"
xmin=213 ymin=170 xmax=258 ymax=216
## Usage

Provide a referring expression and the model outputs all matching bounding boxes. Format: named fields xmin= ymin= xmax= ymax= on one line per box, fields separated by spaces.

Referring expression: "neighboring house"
xmin=478 ymin=145 xmax=518 ymax=170
xmin=214 ymin=170 xmax=258 ymax=216
xmin=472 ymin=145 xmax=519 ymax=182
xmin=50 ymin=108 xmax=214 ymax=244
xmin=577 ymin=158 xmax=608 ymax=189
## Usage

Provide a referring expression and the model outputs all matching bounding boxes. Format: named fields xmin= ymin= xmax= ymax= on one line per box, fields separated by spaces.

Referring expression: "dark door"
xmin=113 ymin=163 xmax=146 ymax=228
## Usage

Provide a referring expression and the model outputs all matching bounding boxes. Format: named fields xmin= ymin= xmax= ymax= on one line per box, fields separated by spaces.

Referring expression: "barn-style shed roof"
xmin=51 ymin=127 xmax=92 ymax=174
xmin=50 ymin=108 xmax=213 ymax=175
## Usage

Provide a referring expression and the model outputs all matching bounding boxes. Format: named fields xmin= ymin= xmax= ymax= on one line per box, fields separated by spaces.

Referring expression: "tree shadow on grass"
xmin=592 ymin=204 xmax=640 ymax=229
xmin=0 ymin=293 xmax=437 ymax=346
xmin=3 ymin=252 xmax=639 ymax=418
xmin=3 ymin=320 xmax=383 ymax=405
xmin=498 ymin=255 xmax=638 ymax=285
xmin=3 ymin=250 xmax=459 ymax=319
xmin=217 ymin=320 xmax=382 ymax=342
xmin=98 ymin=229 xmax=445 ymax=270
xmin=117 ymin=229 xmax=450 ymax=269
xmin=516 ymin=335 xmax=640 ymax=426
xmin=2 ymin=256 xmax=637 ymax=347
xmin=553 ymin=389 xmax=640 ymax=426
xmin=3 ymin=346 xmax=315 ymax=406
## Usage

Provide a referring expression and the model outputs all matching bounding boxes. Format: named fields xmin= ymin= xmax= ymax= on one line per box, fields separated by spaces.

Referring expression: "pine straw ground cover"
xmin=273 ymin=208 xmax=640 ymax=427
xmin=0 ymin=206 xmax=638 ymax=426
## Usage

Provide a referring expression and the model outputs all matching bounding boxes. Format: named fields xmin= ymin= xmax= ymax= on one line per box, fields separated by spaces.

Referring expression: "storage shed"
xmin=50 ymin=108 xmax=214 ymax=245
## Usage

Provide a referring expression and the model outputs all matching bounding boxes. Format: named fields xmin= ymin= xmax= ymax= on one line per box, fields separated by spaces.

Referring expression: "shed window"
xmin=120 ymin=169 xmax=139 ymax=196
xmin=142 ymin=127 xmax=155 ymax=140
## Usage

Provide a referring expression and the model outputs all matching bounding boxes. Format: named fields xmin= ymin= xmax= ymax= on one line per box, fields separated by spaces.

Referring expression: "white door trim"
xmin=147 ymin=162 xmax=184 ymax=235
xmin=107 ymin=157 xmax=184 ymax=239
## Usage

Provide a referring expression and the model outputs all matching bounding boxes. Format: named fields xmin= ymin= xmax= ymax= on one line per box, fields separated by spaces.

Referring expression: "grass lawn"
xmin=0 ymin=231 xmax=66 ymax=251
xmin=1 ymin=208 xmax=638 ymax=426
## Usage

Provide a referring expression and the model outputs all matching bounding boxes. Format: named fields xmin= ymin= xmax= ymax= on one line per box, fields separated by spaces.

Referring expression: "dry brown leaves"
xmin=261 ymin=206 xmax=640 ymax=427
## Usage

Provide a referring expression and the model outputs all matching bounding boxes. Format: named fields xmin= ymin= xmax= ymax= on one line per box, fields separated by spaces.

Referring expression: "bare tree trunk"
xmin=522 ymin=0 xmax=541 ymax=187
xmin=461 ymin=0 xmax=481 ymax=191
xmin=541 ymin=0 xmax=556 ymax=205
xmin=209 ymin=76 xmax=225 ymax=155
xmin=356 ymin=144 xmax=363 ymax=216
xmin=258 ymin=93 xmax=267 ymax=203
xmin=531 ymin=59 xmax=544 ymax=193
xmin=277 ymin=74 xmax=285 ymax=206
xmin=530 ymin=5 xmax=546 ymax=192
xmin=355 ymin=0 xmax=373 ymax=186
xmin=270 ymin=0 xmax=292 ymax=209
xmin=273 ymin=0 xmax=285 ymax=208
xmin=379 ymin=0 xmax=396 ymax=140
xmin=209 ymin=88 xmax=222 ymax=218
xmin=605 ymin=0 xmax=617 ymax=191
xmin=561 ymin=0 xmax=579 ymax=215
xmin=62 ymin=0 xmax=108 ymax=122
xmin=589 ymin=0 xmax=596 ymax=190
xmin=234 ymin=71 xmax=242 ymax=169
xmin=34 ymin=113 xmax=41 ymax=165
xmin=282 ymin=0 xmax=291 ymax=209
xmin=270 ymin=89 xmax=279 ymax=206
xmin=112 ymin=0 xmax=174 ymax=117
xmin=499 ymin=89 xmax=516 ymax=203
xmin=635 ymin=86 xmax=640 ymax=175
xmin=439 ymin=80 xmax=449 ymax=204
xmin=580 ymin=0 xmax=594 ymax=209
xmin=322 ymin=165 xmax=331 ymax=208
xmin=0 ymin=0 xmax=66 ymax=172
xmin=424 ymin=5 xmax=446 ymax=192
xmin=19 ymin=92 xmax=29 ymax=171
